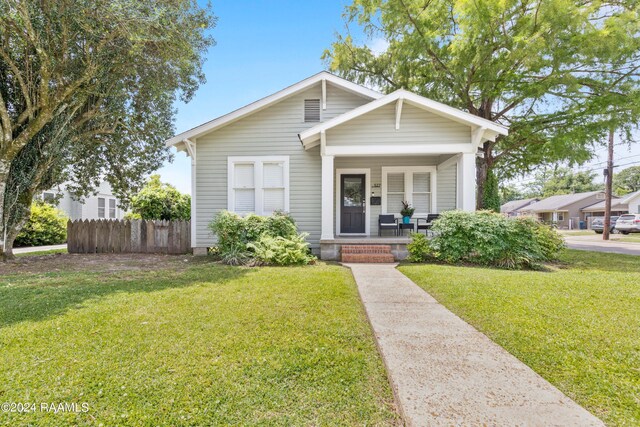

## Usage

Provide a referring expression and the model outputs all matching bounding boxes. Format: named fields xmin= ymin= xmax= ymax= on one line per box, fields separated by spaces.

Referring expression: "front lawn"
xmin=0 ymin=255 xmax=398 ymax=426
xmin=399 ymin=250 xmax=640 ymax=426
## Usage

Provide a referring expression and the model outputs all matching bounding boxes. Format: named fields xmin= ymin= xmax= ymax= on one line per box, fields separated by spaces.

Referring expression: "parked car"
xmin=614 ymin=214 xmax=640 ymax=234
xmin=591 ymin=216 xmax=619 ymax=234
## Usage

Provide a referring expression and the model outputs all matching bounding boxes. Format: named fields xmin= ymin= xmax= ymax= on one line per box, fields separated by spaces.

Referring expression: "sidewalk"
xmin=13 ymin=244 xmax=67 ymax=254
xmin=346 ymin=263 xmax=604 ymax=427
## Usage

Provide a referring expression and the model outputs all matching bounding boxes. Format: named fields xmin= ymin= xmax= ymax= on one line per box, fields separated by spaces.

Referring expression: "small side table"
xmin=398 ymin=222 xmax=415 ymax=235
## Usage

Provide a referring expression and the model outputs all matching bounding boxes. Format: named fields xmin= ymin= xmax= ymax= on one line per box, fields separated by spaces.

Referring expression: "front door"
xmin=340 ymin=174 xmax=366 ymax=234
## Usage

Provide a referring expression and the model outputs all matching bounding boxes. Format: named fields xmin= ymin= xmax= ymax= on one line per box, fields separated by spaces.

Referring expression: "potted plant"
xmin=400 ymin=201 xmax=415 ymax=224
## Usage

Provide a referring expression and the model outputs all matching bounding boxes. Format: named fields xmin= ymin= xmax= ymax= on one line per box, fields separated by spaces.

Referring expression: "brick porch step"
xmin=341 ymin=245 xmax=395 ymax=263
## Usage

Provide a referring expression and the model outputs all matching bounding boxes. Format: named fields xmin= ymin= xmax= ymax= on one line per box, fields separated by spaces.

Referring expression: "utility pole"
xmin=603 ymin=128 xmax=614 ymax=241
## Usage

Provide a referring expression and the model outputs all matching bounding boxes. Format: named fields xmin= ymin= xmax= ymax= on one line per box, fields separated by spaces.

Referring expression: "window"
xmin=228 ymin=156 xmax=289 ymax=215
xmin=557 ymin=212 xmax=565 ymax=221
xmin=382 ymin=167 xmax=436 ymax=216
xmin=98 ymin=198 xmax=106 ymax=218
xmin=42 ymin=192 xmax=56 ymax=203
xmin=304 ymin=99 xmax=321 ymax=122
xmin=109 ymin=199 xmax=117 ymax=219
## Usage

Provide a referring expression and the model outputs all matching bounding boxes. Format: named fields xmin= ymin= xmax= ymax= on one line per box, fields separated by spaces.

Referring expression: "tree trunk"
xmin=0 ymin=158 xmax=8 ymax=259
xmin=475 ymin=143 xmax=495 ymax=210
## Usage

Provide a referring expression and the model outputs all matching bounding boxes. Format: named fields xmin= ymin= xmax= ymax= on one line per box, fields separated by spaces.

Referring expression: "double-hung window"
xmin=381 ymin=166 xmax=436 ymax=217
xmin=109 ymin=199 xmax=117 ymax=219
xmin=98 ymin=197 xmax=106 ymax=218
xmin=228 ymin=156 xmax=290 ymax=215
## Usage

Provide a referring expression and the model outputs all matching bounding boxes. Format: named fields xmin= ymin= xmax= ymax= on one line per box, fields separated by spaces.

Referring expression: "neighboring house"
xmin=581 ymin=190 xmax=640 ymax=219
xmin=517 ymin=191 xmax=606 ymax=229
xmin=165 ymin=71 xmax=508 ymax=258
xmin=41 ymin=181 xmax=124 ymax=221
xmin=500 ymin=198 xmax=539 ymax=216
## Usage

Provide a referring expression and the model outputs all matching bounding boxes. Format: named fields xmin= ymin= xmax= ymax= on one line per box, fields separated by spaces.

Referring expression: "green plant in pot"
xmin=400 ymin=201 xmax=415 ymax=224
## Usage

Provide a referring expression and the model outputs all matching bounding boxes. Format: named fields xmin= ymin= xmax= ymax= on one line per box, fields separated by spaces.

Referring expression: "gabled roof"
xmin=500 ymin=198 xmax=539 ymax=214
xmin=298 ymin=89 xmax=509 ymax=148
xmin=519 ymin=191 xmax=605 ymax=212
xmin=581 ymin=190 xmax=640 ymax=212
xmin=165 ymin=71 xmax=382 ymax=148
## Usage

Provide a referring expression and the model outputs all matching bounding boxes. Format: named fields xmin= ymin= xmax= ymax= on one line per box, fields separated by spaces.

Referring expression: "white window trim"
xmin=335 ymin=168 xmax=371 ymax=237
xmin=227 ymin=156 xmax=290 ymax=215
xmin=381 ymin=166 xmax=437 ymax=218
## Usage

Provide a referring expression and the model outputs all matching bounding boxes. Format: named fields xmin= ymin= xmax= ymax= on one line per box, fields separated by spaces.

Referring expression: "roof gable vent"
xmin=304 ymin=99 xmax=321 ymax=122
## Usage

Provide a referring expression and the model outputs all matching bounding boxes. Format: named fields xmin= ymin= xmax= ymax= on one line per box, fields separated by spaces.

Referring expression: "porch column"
xmin=321 ymin=154 xmax=335 ymax=240
xmin=457 ymin=152 xmax=476 ymax=211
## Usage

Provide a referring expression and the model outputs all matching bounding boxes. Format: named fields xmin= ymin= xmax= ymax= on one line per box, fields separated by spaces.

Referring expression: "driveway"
xmin=564 ymin=235 xmax=640 ymax=256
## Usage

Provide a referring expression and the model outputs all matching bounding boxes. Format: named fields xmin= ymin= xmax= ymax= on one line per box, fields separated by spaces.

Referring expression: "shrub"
xmin=15 ymin=201 xmax=68 ymax=247
xmin=208 ymin=210 xmax=314 ymax=266
xmin=247 ymin=233 xmax=316 ymax=266
xmin=408 ymin=211 xmax=563 ymax=269
xmin=406 ymin=232 xmax=432 ymax=263
xmin=129 ymin=175 xmax=191 ymax=220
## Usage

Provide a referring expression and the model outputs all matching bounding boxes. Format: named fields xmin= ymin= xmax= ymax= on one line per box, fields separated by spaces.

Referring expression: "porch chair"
xmin=417 ymin=214 xmax=440 ymax=235
xmin=378 ymin=214 xmax=399 ymax=236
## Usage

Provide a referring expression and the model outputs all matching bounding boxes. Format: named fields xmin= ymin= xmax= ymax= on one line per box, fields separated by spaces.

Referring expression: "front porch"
xmin=296 ymin=89 xmax=508 ymax=260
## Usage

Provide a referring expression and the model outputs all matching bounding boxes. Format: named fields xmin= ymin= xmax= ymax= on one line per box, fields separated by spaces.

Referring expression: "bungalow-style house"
xmin=517 ymin=191 xmax=606 ymax=229
xmin=166 ymin=72 xmax=508 ymax=259
xmin=500 ymin=198 xmax=539 ymax=217
xmin=41 ymin=181 xmax=124 ymax=221
xmin=581 ymin=190 xmax=640 ymax=219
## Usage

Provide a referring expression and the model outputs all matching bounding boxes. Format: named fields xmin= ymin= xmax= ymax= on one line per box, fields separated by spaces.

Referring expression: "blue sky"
xmin=157 ymin=0 xmax=639 ymax=193
xmin=157 ymin=0 xmax=368 ymax=193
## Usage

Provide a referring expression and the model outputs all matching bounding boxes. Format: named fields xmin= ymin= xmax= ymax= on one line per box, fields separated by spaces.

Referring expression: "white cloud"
xmin=368 ymin=38 xmax=390 ymax=56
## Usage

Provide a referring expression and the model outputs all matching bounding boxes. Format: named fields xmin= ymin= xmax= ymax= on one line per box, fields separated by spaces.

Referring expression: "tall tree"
xmin=523 ymin=166 xmax=602 ymax=197
xmin=324 ymin=0 xmax=640 ymax=209
xmin=613 ymin=165 xmax=640 ymax=194
xmin=0 ymin=0 xmax=215 ymax=258
xmin=128 ymin=174 xmax=191 ymax=221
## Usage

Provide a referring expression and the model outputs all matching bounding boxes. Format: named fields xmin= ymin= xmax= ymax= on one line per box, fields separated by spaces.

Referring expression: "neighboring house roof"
xmin=165 ymin=71 xmax=382 ymax=148
xmin=298 ymin=89 xmax=508 ymax=148
xmin=519 ymin=191 xmax=605 ymax=212
xmin=500 ymin=198 xmax=539 ymax=214
xmin=581 ymin=190 xmax=640 ymax=212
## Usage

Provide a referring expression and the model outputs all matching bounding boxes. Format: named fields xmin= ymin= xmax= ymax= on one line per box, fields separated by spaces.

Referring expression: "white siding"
xmin=194 ymin=83 xmax=371 ymax=247
xmin=326 ymin=103 xmax=471 ymax=146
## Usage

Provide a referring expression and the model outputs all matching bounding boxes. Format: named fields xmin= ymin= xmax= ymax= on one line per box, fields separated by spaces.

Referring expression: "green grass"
xmin=399 ymin=250 xmax=640 ymax=426
xmin=0 ymin=258 xmax=398 ymax=426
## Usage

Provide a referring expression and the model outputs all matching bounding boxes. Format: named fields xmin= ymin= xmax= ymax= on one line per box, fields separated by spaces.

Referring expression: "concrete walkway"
xmin=13 ymin=243 xmax=67 ymax=254
xmin=346 ymin=263 xmax=604 ymax=427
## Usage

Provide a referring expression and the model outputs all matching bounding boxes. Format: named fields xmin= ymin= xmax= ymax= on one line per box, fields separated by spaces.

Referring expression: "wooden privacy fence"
xmin=67 ymin=219 xmax=191 ymax=254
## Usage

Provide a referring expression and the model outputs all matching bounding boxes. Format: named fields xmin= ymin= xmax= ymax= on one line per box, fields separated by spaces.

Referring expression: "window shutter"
xmin=304 ymin=99 xmax=321 ymax=122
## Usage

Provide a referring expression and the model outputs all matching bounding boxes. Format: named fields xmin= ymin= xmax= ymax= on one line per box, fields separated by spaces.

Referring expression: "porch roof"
xmin=298 ymin=89 xmax=508 ymax=149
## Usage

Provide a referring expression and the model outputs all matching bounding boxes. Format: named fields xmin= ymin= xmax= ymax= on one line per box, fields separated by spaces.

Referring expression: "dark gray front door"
xmin=340 ymin=174 xmax=366 ymax=234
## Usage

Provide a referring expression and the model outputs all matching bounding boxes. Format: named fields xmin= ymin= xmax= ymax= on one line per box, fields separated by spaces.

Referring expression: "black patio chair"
xmin=378 ymin=214 xmax=399 ymax=236
xmin=417 ymin=214 xmax=440 ymax=235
